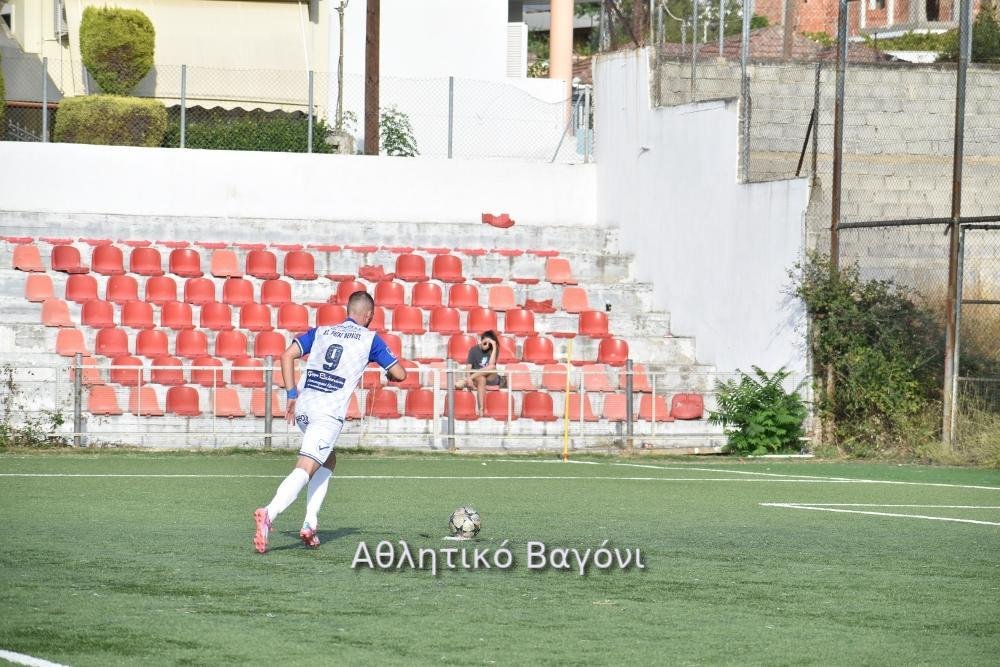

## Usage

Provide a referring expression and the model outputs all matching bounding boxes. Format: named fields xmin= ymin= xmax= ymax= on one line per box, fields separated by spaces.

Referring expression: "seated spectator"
xmin=455 ymin=330 xmax=504 ymax=414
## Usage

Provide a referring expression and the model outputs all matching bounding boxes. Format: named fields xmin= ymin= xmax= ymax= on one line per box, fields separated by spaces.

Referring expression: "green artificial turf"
xmin=1 ymin=451 xmax=999 ymax=666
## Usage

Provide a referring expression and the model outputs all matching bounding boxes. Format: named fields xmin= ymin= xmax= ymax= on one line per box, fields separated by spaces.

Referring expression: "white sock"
xmin=265 ymin=468 xmax=310 ymax=522
xmin=304 ymin=467 xmax=333 ymax=528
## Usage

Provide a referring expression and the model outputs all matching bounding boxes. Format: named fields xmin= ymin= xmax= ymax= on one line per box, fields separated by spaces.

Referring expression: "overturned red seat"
xmin=670 ymin=393 xmax=704 ymax=420
xmin=91 ymin=244 xmax=125 ymax=276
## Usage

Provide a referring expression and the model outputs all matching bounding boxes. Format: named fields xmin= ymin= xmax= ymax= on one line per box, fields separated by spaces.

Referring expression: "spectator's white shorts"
xmin=294 ymin=412 xmax=344 ymax=466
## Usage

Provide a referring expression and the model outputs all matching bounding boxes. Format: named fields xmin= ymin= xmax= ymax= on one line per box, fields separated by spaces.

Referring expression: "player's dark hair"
xmin=480 ymin=330 xmax=499 ymax=345
xmin=347 ymin=290 xmax=374 ymax=314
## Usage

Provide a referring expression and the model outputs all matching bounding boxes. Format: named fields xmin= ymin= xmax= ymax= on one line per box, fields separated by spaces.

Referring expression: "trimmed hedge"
xmin=163 ymin=115 xmax=333 ymax=153
xmin=54 ymin=95 xmax=168 ymax=147
xmin=80 ymin=7 xmax=155 ymax=95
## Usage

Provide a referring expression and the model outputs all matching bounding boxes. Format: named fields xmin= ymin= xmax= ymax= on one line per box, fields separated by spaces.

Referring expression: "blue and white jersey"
xmin=293 ymin=318 xmax=398 ymax=421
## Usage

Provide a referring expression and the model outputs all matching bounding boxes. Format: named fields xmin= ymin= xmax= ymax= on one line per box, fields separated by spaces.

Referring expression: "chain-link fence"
xmin=1 ymin=57 xmax=593 ymax=163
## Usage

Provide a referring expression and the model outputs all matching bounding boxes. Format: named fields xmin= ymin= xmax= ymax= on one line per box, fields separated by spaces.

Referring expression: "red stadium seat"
xmin=394 ymin=253 xmax=427 ymax=282
xmin=232 ymin=357 xmax=265 ymax=388
xmin=135 ymin=329 xmax=169 ymax=358
xmin=381 ymin=332 xmax=403 ymax=359
xmin=428 ymin=307 xmax=461 ymax=335
xmin=431 ymin=254 xmax=465 ymax=283
xmin=144 ymin=275 xmax=178 ymax=305
xmin=250 ymin=389 xmax=283 ymax=417
xmin=522 ymin=336 xmax=556 ymax=365
xmin=65 ymin=274 xmax=98 ymax=303
xmin=369 ymin=389 xmax=401 ymax=418
xmin=175 ymin=329 xmax=209 ymax=358
xmin=316 ymin=304 xmax=347 ymax=326
xmin=487 ymin=286 xmax=517 ymax=311
xmin=200 ymin=302 xmax=234 ymax=330
xmin=246 ymin=249 xmax=279 ymax=280
xmin=81 ymin=300 xmax=115 ymax=328
xmin=222 ymin=278 xmax=255 ymax=306
xmin=41 ymin=299 xmax=73 ymax=327
xmin=597 ymin=338 xmax=629 ymax=367
xmin=404 ymin=388 xmax=435 ymax=419
xmin=545 ymin=258 xmax=576 ymax=285
xmin=183 ymin=277 xmax=216 ymax=305
xmin=283 ymin=250 xmax=317 ymax=280
xmin=215 ymin=330 xmax=249 ymax=359
xmin=213 ymin=387 xmax=245 ymax=418
xmin=466 ymin=308 xmax=498 ymax=334
xmin=210 ymin=250 xmax=242 ymax=278
xmin=561 ymin=287 xmax=590 ymax=313
xmin=579 ymin=311 xmax=610 ymax=338
xmin=392 ymin=305 xmax=426 ymax=334
xmin=261 ymin=279 xmax=292 ymax=306
xmin=619 ymin=363 xmax=652 ymax=393
xmin=168 ymin=248 xmax=203 ymax=278
xmin=602 ymin=393 xmax=628 ymax=421
xmin=253 ymin=331 xmax=287 ymax=359
xmin=55 ymin=328 xmax=88 ymax=356
xmin=160 ymin=301 xmax=194 ymax=330
xmin=129 ymin=247 xmax=163 ymax=276
xmin=497 ymin=336 xmax=518 ymax=364
xmin=639 ymin=394 xmax=674 ymax=422
xmin=12 ymin=244 xmax=44 ymax=272
xmin=541 ymin=364 xmax=569 ymax=392
xmin=106 ymin=275 xmax=139 ymax=304
xmin=166 ymin=385 xmax=202 ymax=416
xmin=410 ymin=282 xmax=442 ymax=309
xmin=191 ymin=356 xmax=225 ymax=388
xmin=567 ymin=392 xmax=599 ymax=422
xmin=109 ymin=355 xmax=144 ymax=386
xmin=581 ymin=364 xmax=613 ymax=392
xmin=24 ymin=274 xmax=53 ymax=302
xmin=484 ymin=390 xmax=517 ymax=421
xmin=239 ymin=303 xmax=273 ymax=332
xmin=88 ymin=385 xmax=123 ymax=415
xmin=448 ymin=334 xmax=478 ymax=362
xmin=151 ymin=356 xmax=186 ymax=385
xmin=393 ymin=359 xmax=421 ymax=391
xmin=335 ymin=280 xmax=367 ymax=305
xmin=375 ymin=281 xmax=406 ymax=309
xmin=368 ymin=306 xmax=387 ymax=333
xmin=69 ymin=355 xmax=101 ymax=387
xmin=345 ymin=392 xmax=362 ymax=420
xmin=121 ymin=301 xmax=155 ymax=329
xmin=445 ymin=391 xmax=479 ymax=421
xmin=522 ymin=391 xmax=557 ymax=421
xmin=503 ymin=308 xmax=535 ymax=336
xmin=448 ymin=283 xmax=479 ymax=310
xmin=361 ymin=363 xmax=383 ymax=391
xmin=670 ymin=393 xmax=704 ymax=420
xmin=505 ymin=363 xmax=536 ymax=391
xmin=95 ymin=328 xmax=130 ymax=357
xmin=277 ymin=303 xmax=309 ymax=332
xmin=51 ymin=245 xmax=88 ymax=273
xmin=91 ymin=244 xmax=125 ymax=276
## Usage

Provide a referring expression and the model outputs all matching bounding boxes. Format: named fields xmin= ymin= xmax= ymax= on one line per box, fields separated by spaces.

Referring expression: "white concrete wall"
xmin=595 ymin=49 xmax=809 ymax=377
xmin=0 ymin=142 xmax=597 ymax=226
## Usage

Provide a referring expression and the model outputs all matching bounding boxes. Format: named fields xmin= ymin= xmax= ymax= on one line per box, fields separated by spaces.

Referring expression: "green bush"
xmin=939 ymin=0 xmax=1000 ymax=63
xmin=80 ymin=6 xmax=155 ymax=95
xmin=709 ymin=367 xmax=807 ymax=456
xmin=380 ymin=106 xmax=419 ymax=157
xmin=54 ymin=95 xmax=167 ymax=147
xmin=793 ymin=253 xmax=943 ymax=454
xmin=163 ymin=115 xmax=333 ymax=153
xmin=866 ymin=30 xmax=953 ymax=52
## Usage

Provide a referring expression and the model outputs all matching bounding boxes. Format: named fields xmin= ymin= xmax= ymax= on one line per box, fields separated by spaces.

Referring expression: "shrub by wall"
xmin=54 ymin=95 xmax=167 ymax=147
xmin=163 ymin=115 xmax=333 ymax=153
xmin=79 ymin=7 xmax=155 ymax=95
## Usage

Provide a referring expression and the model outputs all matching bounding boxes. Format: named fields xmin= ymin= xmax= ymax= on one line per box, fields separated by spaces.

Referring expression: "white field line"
xmin=761 ymin=502 xmax=1000 ymax=526
xmin=775 ymin=503 xmax=1000 ymax=509
xmin=0 ymin=473 xmax=914 ymax=482
xmin=0 ymin=649 xmax=69 ymax=667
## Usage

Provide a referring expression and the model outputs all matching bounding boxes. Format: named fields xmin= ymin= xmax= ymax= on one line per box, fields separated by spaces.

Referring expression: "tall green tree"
xmin=940 ymin=0 xmax=1000 ymax=63
xmin=80 ymin=7 xmax=155 ymax=95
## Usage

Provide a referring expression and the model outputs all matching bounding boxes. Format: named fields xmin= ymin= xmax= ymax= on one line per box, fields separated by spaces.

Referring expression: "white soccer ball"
xmin=448 ymin=506 xmax=481 ymax=538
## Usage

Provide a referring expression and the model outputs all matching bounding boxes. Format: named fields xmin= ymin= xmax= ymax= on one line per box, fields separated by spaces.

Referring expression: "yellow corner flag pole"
xmin=562 ymin=338 xmax=573 ymax=462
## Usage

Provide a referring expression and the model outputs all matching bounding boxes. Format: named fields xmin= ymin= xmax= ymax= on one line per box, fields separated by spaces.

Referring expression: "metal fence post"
xmin=690 ymin=0 xmax=699 ymax=100
xmin=811 ymin=62 xmax=821 ymax=186
xmin=719 ymin=0 xmax=725 ymax=57
xmin=625 ymin=358 xmax=634 ymax=451
xmin=448 ymin=76 xmax=454 ymax=159
xmin=42 ymin=57 xmax=48 ymax=143
xmin=943 ymin=0 xmax=972 ymax=447
xmin=73 ymin=353 xmax=82 ymax=447
xmin=831 ymin=0 xmax=848 ymax=271
xmin=180 ymin=64 xmax=187 ymax=148
xmin=739 ymin=0 xmax=751 ymax=180
xmin=307 ymin=70 xmax=315 ymax=154
xmin=446 ymin=358 xmax=456 ymax=450
xmin=583 ymin=84 xmax=592 ymax=163
xmin=264 ymin=355 xmax=273 ymax=449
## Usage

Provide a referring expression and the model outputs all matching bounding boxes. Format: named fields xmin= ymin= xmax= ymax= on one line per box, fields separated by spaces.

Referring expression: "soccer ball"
xmin=448 ymin=506 xmax=481 ymax=538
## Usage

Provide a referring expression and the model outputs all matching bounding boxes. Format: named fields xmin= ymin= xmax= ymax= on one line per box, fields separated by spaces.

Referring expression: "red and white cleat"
xmin=299 ymin=523 xmax=320 ymax=549
xmin=253 ymin=507 xmax=271 ymax=554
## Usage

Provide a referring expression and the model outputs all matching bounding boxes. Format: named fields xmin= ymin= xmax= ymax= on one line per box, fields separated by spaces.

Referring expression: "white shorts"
xmin=294 ymin=412 xmax=344 ymax=466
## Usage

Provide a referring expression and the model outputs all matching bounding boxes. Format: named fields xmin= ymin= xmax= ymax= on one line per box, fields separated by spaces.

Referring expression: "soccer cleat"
xmin=253 ymin=507 xmax=271 ymax=554
xmin=299 ymin=523 xmax=320 ymax=548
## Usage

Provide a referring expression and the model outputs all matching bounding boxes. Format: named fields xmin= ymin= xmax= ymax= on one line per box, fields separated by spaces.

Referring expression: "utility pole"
xmin=364 ymin=0 xmax=380 ymax=155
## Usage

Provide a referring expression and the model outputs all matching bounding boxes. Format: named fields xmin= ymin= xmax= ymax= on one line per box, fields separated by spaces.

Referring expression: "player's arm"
xmin=282 ymin=328 xmax=314 ymax=423
xmin=370 ymin=334 xmax=406 ymax=383
xmin=385 ymin=363 xmax=406 ymax=383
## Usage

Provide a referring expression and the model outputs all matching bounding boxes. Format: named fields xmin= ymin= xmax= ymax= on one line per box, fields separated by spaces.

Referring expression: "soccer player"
xmin=253 ymin=291 xmax=406 ymax=553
